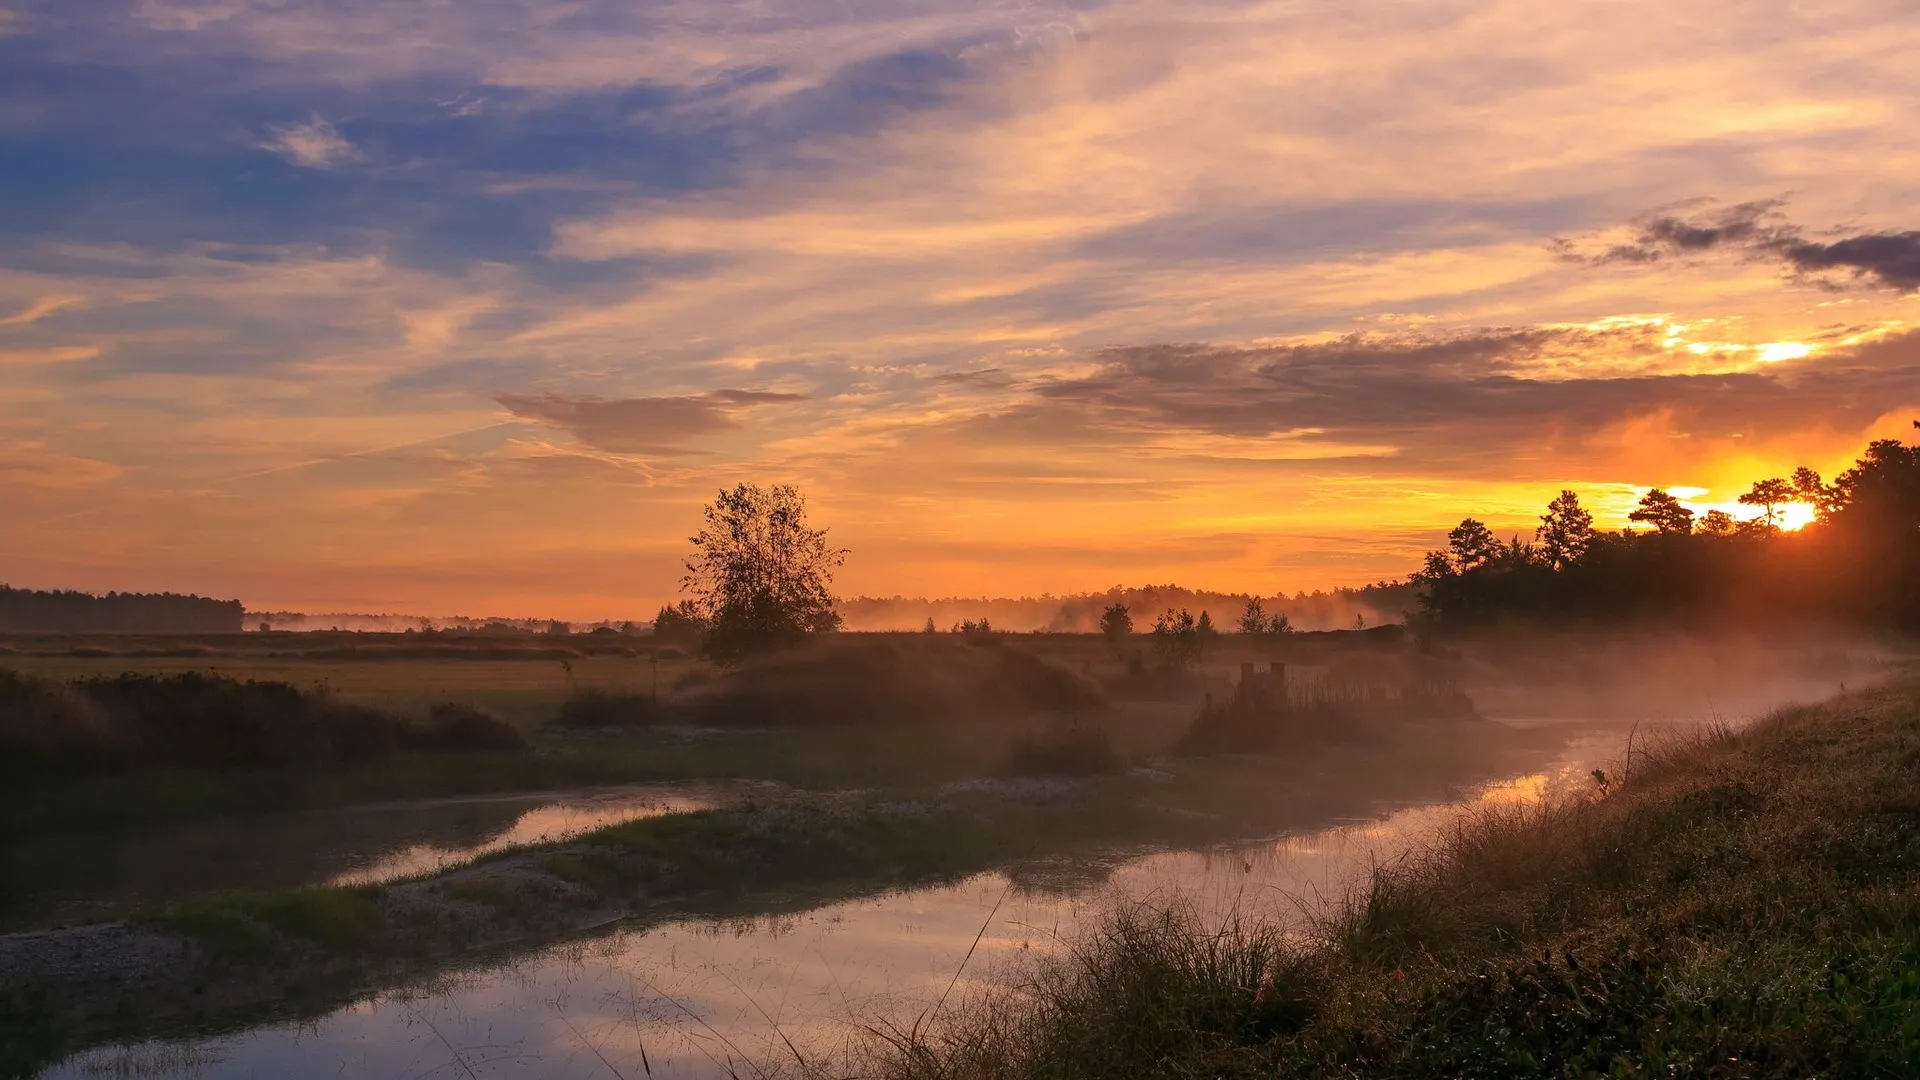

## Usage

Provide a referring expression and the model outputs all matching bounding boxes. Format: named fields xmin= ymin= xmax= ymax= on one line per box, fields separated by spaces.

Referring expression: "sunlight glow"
xmin=1679 ymin=499 xmax=1818 ymax=532
xmin=1755 ymin=341 xmax=1814 ymax=363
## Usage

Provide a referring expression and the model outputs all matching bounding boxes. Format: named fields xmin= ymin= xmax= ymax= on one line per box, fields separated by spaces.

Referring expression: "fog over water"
xmin=37 ymin=723 xmax=1781 ymax=1078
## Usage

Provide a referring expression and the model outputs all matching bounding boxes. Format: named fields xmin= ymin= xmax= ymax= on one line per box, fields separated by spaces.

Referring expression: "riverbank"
xmin=864 ymin=676 xmax=1920 ymax=1078
xmin=0 ymin=717 xmax=1543 ymax=1077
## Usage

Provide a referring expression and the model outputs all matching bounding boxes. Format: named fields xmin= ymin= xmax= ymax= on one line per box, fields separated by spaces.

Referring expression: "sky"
xmin=2 ymin=0 xmax=1919 ymax=619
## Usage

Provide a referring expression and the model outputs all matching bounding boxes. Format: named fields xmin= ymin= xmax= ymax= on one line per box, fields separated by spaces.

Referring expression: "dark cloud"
xmin=1578 ymin=201 xmax=1920 ymax=292
xmin=497 ymin=389 xmax=805 ymax=454
xmin=1025 ymin=328 xmax=1920 ymax=476
xmin=1772 ymin=232 xmax=1920 ymax=292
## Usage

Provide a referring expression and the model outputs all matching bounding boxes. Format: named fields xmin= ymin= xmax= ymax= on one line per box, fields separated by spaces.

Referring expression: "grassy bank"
xmin=867 ymin=677 xmax=1920 ymax=1078
xmin=0 ymin=715 xmax=1540 ymax=1076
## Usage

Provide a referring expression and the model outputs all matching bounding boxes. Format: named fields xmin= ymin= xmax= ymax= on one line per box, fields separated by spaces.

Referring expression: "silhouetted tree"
xmin=1792 ymin=466 xmax=1835 ymax=515
xmin=1238 ymin=597 xmax=1267 ymax=634
xmin=1537 ymin=490 xmax=1594 ymax=569
xmin=1150 ymin=608 xmax=1202 ymax=670
xmin=1099 ymin=602 xmax=1133 ymax=645
xmin=0 ymin=585 xmax=243 ymax=633
xmin=682 ymin=483 xmax=846 ymax=663
xmin=1408 ymin=430 xmax=1920 ymax=631
xmin=1739 ymin=477 xmax=1797 ymax=533
xmin=1629 ymin=488 xmax=1695 ymax=536
xmin=1827 ymin=437 xmax=1920 ymax=537
xmin=651 ymin=600 xmax=709 ymax=646
xmin=1447 ymin=518 xmax=1504 ymax=570
xmin=1699 ymin=509 xmax=1737 ymax=536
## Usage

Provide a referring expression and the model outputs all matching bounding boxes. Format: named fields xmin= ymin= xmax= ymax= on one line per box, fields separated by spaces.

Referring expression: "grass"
xmin=159 ymin=886 xmax=387 ymax=959
xmin=861 ymin=677 xmax=1920 ymax=1079
xmin=0 ymin=681 xmax=1560 ymax=1075
xmin=998 ymin=725 xmax=1127 ymax=777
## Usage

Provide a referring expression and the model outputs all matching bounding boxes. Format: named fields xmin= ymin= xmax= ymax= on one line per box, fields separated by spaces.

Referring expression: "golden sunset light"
xmin=0 ymin=0 xmax=1917 ymax=621
xmin=12 ymin=4 xmax=1920 ymax=1071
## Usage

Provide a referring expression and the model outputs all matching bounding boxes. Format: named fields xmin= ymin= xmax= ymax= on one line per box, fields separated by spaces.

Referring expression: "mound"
xmin=680 ymin=637 xmax=1105 ymax=727
xmin=0 ymin=669 xmax=526 ymax=776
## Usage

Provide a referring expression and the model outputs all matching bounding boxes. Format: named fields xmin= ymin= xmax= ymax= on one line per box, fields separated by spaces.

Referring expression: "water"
xmin=44 ymin=728 xmax=1631 ymax=1080
xmin=2 ymin=785 xmax=726 ymax=931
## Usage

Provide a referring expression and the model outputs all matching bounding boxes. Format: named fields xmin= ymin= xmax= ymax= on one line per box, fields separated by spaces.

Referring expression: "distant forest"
xmin=1414 ymin=430 xmax=1920 ymax=631
xmin=0 ymin=585 xmax=244 ymax=634
xmin=838 ymin=582 xmax=1418 ymax=633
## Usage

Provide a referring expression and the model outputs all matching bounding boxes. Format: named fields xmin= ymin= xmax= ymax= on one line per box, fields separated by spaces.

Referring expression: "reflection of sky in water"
xmin=2 ymin=785 xmax=730 ymax=932
xmin=48 ymin=731 xmax=1636 ymax=1080
xmin=329 ymin=792 xmax=715 ymax=887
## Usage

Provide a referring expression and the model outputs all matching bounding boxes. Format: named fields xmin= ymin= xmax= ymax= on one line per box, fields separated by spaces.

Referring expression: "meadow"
xmin=0 ymin=625 xmax=1895 ymax=1077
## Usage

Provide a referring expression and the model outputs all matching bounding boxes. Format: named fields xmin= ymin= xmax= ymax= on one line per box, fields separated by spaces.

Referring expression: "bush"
xmin=549 ymin=689 xmax=666 ymax=729
xmin=0 ymin=668 xmax=529 ymax=776
xmin=682 ymin=637 xmax=1104 ymax=728
xmin=999 ymin=726 xmax=1125 ymax=777
xmin=413 ymin=703 xmax=528 ymax=753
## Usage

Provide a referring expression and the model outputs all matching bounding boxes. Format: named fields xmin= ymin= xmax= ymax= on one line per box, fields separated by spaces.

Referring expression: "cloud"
xmin=1773 ymin=232 xmax=1920 ymax=292
xmin=1024 ymin=327 xmax=1920 ymax=475
xmin=1575 ymin=201 xmax=1920 ymax=292
xmin=0 ymin=345 xmax=96 ymax=364
xmin=496 ymin=389 xmax=806 ymax=455
xmin=0 ymin=440 xmax=121 ymax=488
xmin=255 ymin=117 xmax=360 ymax=169
xmin=0 ymin=295 xmax=81 ymax=326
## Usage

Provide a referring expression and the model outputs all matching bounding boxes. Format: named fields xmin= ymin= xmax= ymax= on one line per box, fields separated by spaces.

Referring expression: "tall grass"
xmin=866 ymin=684 xmax=1920 ymax=1078
xmin=0 ymin=668 xmax=526 ymax=778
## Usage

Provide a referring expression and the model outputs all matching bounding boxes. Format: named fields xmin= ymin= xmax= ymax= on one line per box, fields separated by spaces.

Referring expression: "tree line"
xmin=0 ymin=585 xmax=245 ymax=634
xmin=1413 ymin=429 xmax=1920 ymax=630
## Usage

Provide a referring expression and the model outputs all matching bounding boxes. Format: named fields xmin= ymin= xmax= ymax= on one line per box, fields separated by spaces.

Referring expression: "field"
xmin=0 ymin=626 xmax=1898 ymax=1077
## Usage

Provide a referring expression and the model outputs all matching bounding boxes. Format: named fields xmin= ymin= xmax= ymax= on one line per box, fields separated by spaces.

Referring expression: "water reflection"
xmin=46 ymin=731 xmax=1628 ymax=1080
xmin=327 ymin=789 xmax=718 ymax=887
xmin=2 ymin=786 xmax=722 ymax=931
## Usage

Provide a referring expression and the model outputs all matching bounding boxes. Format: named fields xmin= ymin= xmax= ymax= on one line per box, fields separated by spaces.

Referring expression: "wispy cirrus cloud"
xmin=6 ymin=0 xmax=1920 ymax=612
xmin=497 ymin=389 xmax=808 ymax=455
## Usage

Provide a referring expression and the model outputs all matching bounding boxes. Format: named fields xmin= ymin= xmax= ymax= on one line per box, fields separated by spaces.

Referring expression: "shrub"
xmin=999 ymin=725 xmax=1125 ymax=777
xmin=0 ymin=668 xmax=529 ymax=776
xmin=413 ymin=703 xmax=528 ymax=753
xmin=550 ymin=689 xmax=666 ymax=729
xmin=682 ymin=637 xmax=1104 ymax=728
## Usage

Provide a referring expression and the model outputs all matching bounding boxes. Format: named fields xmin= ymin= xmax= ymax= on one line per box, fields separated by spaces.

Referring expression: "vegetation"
xmin=680 ymin=482 xmax=847 ymax=663
xmin=0 ymin=585 xmax=242 ymax=634
xmin=548 ymin=688 xmax=665 ymax=729
xmin=865 ymin=678 xmax=1920 ymax=1079
xmin=0 ymin=697 xmax=1547 ymax=1075
xmin=1415 ymin=429 xmax=1920 ymax=630
xmin=998 ymin=725 xmax=1127 ymax=777
xmin=0 ymin=669 xmax=525 ymax=780
xmin=1237 ymin=597 xmax=1293 ymax=635
xmin=1150 ymin=608 xmax=1217 ymax=669
xmin=649 ymin=599 xmax=709 ymax=645
xmin=837 ymin=582 xmax=1419 ymax=635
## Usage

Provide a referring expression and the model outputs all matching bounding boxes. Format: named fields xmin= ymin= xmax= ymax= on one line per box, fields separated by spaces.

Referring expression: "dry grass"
xmin=864 ymin=678 xmax=1920 ymax=1078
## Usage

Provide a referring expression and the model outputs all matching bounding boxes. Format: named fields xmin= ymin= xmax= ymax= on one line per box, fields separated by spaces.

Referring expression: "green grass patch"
xmin=159 ymin=886 xmax=385 ymax=960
